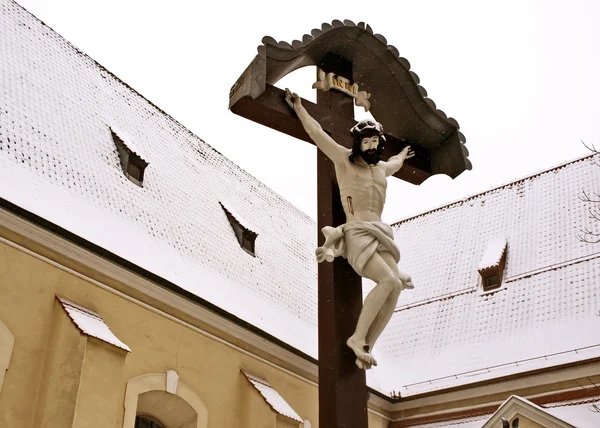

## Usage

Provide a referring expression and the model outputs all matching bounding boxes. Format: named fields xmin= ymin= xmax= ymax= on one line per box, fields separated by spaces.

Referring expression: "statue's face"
xmin=359 ymin=135 xmax=380 ymax=165
xmin=360 ymin=135 xmax=379 ymax=155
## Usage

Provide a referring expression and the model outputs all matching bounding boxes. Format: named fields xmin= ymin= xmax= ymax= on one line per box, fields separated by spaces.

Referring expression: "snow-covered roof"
xmin=242 ymin=372 xmax=303 ymax=422
xmin=58 ymin=296 xmax=131 ymax=352
xmin=0 ymin=0 xmax=317 ymax=357
xmin=1 ymin=0 xmax=599 ymax=400
xmin=377 ymin=153 xmax=600 ymax=395
xmin=545 ymin=401 xmax=600 ymax=428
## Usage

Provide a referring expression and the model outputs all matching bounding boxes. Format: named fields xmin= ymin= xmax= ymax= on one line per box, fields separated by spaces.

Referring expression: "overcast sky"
xmin=15 ymin=0 xmax=600 ymax=222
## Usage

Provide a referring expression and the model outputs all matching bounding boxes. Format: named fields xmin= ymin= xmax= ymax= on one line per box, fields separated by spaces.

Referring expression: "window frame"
xmin=479 ymin=254 xmax=507 ymax=294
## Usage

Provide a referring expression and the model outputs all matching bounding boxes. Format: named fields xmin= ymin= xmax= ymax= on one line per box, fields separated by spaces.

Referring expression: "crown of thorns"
xmin=350 ymin=120 xmax=384 ymax=138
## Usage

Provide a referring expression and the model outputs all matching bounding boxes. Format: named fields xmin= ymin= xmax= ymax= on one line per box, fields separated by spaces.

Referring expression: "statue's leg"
xmin=365 ymin=252 xmax=405 ymax=349
xmin=347 ymin=252 xmax=403 ymax=367
xmin=365 ymin=291 xmax=399 ymax=350
xmin=358 ymin=312 xmax=381 ymax=369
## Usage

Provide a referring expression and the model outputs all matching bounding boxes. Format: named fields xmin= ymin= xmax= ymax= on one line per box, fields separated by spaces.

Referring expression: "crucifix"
xmin=229 ymin=20 xmax=470 ymax=428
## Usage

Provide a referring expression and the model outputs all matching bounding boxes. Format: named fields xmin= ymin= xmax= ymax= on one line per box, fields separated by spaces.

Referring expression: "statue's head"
xmin=349 ymin=119 xmax=386 ymax=165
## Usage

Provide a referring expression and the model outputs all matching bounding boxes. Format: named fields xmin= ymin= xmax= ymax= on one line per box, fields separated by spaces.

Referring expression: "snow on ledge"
xmin=478 ymin=237 xmax=507 ymax=271
xmin=243 ymin=371 xmax=302 ymax=422
xmin=57 ymin=297 xmax=131 ymax=352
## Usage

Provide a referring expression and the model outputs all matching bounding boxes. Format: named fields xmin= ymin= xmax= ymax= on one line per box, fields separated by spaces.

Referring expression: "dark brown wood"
xmin=317 ymin=56 xmax=369 ymax=428
xmin=230 ymin=84 xmax=432 ymax=185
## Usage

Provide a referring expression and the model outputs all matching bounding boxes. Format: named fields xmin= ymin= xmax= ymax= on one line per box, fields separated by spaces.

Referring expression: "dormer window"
xmin=483 ymin=274 xmax=500 ymax=290
xmin=111 ymin=128 xmax=148 ymax=187
xmin=478 ymin=237 xmax=507 ymax=292
xmin=220 ymin=202 xmax=257 ymax=256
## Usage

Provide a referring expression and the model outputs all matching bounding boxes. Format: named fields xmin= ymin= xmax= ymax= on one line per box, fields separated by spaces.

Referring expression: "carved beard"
xmin=360 ymin=149 xmax=380 ymax=165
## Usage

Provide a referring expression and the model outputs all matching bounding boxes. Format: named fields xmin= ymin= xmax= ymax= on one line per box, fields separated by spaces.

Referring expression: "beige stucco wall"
xmin=0 ymin=230 xmax=393 ymax=428
xmin=0 ymin=240 xmax=61 ymax=428
xmin=32 ymin=299 xmax=88 ymax=428
xmin=73 ymin=338 xmax=128 ymax=428
xmin=277 ymin=414 xmax=302 ymax=428
xmin=368 ymin=411 xmax=390 ymax=428
xmin=0 ymin=236 xmax=324 ymax=427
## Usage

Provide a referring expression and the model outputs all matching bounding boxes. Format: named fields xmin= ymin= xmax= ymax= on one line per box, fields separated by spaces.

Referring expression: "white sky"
xmin=15 ymin=0 xmax=600 ymax=222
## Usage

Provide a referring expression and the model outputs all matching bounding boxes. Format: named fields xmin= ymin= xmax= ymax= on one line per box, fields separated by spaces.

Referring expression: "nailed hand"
xmin=285 ymin=88 xmax=302 ymax=111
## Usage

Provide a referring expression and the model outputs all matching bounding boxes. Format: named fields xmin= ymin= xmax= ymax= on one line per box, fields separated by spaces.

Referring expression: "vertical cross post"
xmin=317 ymin=55 xmax=369 ymax=428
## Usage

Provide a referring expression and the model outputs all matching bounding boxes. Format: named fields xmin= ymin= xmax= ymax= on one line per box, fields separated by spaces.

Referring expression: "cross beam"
xmin=230 ymin=55 xmax=425 ymax=428
xmin=313 ymin=56 xmax=368 ymax=428
xmin=230 ymin=84 xmax=432 ymax=185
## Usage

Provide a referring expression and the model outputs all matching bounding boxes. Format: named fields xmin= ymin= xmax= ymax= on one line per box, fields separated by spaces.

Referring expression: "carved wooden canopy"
xmin=229 ymin=19 xmax=471 ymax=184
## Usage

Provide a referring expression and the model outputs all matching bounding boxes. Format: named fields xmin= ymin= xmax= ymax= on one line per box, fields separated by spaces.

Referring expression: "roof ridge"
xmin=11 ymin=0 xmax=314 ymax=225
xmin=392 ymin=151 xmax=598 ymax=226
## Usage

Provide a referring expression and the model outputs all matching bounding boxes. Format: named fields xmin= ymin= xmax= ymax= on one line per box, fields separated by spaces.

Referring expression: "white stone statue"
xmin=286 ymin=89 xmax=415 ymax=370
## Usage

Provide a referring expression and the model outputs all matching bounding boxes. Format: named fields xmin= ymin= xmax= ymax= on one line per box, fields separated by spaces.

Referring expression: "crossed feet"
xmin=346 ymin=336 xmax=377 ymax=370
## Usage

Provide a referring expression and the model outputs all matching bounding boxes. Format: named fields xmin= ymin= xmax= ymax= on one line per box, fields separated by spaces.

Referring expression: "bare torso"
xmin=334 ymin=152 xmax=387 ymax=222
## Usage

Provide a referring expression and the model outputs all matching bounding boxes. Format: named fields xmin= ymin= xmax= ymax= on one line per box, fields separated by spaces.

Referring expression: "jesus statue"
xmin=286 ymin=88 xmax=415 ymax=370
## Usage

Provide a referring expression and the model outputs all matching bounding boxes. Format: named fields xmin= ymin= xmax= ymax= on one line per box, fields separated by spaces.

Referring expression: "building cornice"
xmin=0 ymin=201 xmax=392 ymax=420
xmin=0 ymin=201 xmax=317 ymax=382
xmin=2 ymin=199 xmax=599 ymax=423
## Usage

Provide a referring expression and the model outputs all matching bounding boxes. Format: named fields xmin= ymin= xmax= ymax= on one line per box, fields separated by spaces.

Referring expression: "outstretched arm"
xmin=285 ymin=89 xmax=348 ymax=164
xmin=384 ymin=146 xmax=415 ymax=177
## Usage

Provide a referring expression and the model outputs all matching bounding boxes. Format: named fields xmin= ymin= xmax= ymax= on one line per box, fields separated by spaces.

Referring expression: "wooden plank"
xmin=230 ymin=84 xmax=432 ymax=185
xmin=316 ymin=56 xmax=369 ymax=428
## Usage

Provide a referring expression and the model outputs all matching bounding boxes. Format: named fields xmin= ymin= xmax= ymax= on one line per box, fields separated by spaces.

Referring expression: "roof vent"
xmin=220 ymin=202 xmax=257 ymax=256
xmin=111 ymin=128 xmax=148 ymax=187
xmin=478 ymin=237 xmax=507 ymax=292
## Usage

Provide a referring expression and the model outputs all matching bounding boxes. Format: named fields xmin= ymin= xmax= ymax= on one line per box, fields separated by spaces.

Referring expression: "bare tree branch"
xmin=578 ymin=226 xmax=600 ymax=243
xmin=579 ymin=233 xmax=600 ymax=244
xmin=590 ymin=210 xmax=600 ymax=222
xmin=579 ymin=142 xmax=600 ymax=243
xmin=582 ymin=140 xmax=598 ymax=153
xmin=583 ymin=226 xmax=600 ymax=236
xmin=580 ymin=189 xmax=600 ymax=203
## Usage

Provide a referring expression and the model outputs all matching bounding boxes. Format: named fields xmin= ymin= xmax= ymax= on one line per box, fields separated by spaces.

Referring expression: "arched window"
xmin=123 ymin=371 xmax=208 ymax=428
xmin=135 ymin=415 xmax=166 ymax=428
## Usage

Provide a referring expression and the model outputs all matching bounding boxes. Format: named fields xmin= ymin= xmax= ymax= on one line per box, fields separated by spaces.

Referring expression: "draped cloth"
xmin=315 ymin=221 xmax=400 ymax=277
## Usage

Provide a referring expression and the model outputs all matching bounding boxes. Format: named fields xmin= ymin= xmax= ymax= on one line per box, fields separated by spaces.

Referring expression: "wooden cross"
xmin=231 ymin=54 xmax=423 ymax=428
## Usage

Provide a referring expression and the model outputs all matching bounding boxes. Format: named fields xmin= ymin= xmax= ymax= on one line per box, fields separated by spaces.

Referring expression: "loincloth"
xmin=315 ymin=221 xmax=400 ymax=277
